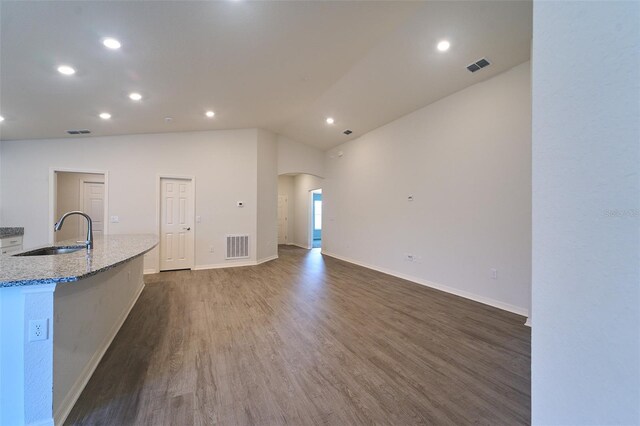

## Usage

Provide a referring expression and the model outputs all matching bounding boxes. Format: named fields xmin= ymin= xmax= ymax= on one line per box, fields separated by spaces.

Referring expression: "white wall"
xmin=277 ymin=175 xmax=295 ymax=244
xmin=292 ymin=174 xmax=324 ymax=248
xmin=256 ymin=129 xmax=278 ymax=262
xmin=55 ymin=172 xmax=104 ymax=242
xmin=277 ymin=135 xmax=325 ymax=178
xmin=532 ymin=1 xmax=639 ymax=424
xmin=0 ymin=129 xmax=259 ymax=271
xmin=324 ymin=62 xmax=532 ymax=315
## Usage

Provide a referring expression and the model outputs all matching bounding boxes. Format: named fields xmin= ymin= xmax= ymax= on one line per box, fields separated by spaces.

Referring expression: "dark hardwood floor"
xmin=66 ymin=246 xmax=530 ymax=425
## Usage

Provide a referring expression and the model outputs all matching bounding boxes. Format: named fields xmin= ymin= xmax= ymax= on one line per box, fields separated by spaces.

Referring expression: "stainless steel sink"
xmin=14 ymin=246 xmax=86 ymax=256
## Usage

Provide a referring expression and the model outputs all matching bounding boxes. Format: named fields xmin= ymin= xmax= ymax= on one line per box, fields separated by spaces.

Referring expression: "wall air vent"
xmin=343 ymin=129 xmax=353 ymax=135
xmin=67 ymin=129 xmax=91 ymax=135
xmin=226 ymin=234 xmax=249 ymax=259
xmin=466 ymin=57 xmax=491 ymax=73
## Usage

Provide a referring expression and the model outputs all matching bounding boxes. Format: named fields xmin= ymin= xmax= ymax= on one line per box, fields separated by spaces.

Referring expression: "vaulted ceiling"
xmin=0 ymin=1 xmax=532 ymax=149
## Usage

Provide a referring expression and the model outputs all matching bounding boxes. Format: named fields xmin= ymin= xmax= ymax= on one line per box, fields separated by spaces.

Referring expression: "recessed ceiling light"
xmin=57 ymin=65 xmax=76 ymax=75
xmin=129 ymin=92 xmax=142 ymax=101
xmin=437 ymin=40 xmax=451 ymax=52
xmin=205 ymin=111 xmax=215 ymax=118
xmin=102 ymin=38 xmax=121 ymax=50
xmin=99 ymin=112 xmax=111 ymax=120
xmin=326 ymin=117 xmax=335 ymax=125
xmin=0 ymin=115 xmax=4 ymax=122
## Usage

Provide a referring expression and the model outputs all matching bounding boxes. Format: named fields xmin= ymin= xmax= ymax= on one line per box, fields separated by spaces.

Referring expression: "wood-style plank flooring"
xmin=66 ymin=246 xmax=530 ymax=425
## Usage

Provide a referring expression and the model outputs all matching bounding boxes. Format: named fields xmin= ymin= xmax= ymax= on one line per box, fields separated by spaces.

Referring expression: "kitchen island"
xmin=0 ymin=234 xmax=157 ymax=426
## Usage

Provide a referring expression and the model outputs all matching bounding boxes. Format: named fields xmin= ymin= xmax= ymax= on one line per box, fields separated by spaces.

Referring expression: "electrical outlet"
xmin=405 ymin=254 xmax=415 ymax=262
xmin=110 ymin=215 xmax=120 ymax=223
xmin=29 ymin=319 xmax=48 ymax=342
xmin=490 ymin=268 xmax=498 ymax=280
xmin=209 ymin=246 xmax=215 ymax=253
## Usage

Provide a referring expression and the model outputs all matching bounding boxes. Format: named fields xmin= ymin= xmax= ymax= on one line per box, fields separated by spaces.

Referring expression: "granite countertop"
xmin=0 ymin=234 xmax=158 ymax=288
xmin=0 ymin=227 xmax=24 ymax=239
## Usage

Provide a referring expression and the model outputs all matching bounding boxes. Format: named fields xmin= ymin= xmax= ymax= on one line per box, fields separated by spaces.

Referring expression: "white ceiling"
xmin=0 ymin=1 xmax=532 ymax=149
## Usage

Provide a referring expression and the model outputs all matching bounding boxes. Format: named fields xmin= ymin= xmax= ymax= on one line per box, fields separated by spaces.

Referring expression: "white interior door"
xmin=278 ymin=195 xmax=288 ymax=244
xmin=81 ymin=182 xmax=105 ymax=237
xmin=160 ymin=178 xmax=194 ymax=271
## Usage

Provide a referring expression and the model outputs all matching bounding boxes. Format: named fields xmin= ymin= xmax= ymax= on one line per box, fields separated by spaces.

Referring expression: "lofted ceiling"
xmin=0 ymin=1 xmax=532 ymax=149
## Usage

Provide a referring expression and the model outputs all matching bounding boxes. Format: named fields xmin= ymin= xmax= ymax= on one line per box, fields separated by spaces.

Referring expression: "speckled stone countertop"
xmin=0 ymin=227 xmax=24 ymax=238
xmin=0 ymin=234 xmax=158 ymax=288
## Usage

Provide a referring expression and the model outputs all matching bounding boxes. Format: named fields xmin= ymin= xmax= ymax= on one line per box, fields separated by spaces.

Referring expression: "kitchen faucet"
xmin=54 ymin=211 xmax=94 ymax=250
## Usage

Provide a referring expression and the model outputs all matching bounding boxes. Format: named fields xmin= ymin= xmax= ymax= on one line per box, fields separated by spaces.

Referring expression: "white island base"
xmin=0 ymin=235 xmax=156 ymax=426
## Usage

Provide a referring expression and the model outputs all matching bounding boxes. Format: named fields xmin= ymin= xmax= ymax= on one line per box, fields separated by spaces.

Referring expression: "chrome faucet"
xmin=54 ymin=211 xmax=94 ymax=250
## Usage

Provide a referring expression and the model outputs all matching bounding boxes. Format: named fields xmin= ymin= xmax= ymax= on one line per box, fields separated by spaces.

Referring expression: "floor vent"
xmin=226 ymin=235 xmax=249 ymax=259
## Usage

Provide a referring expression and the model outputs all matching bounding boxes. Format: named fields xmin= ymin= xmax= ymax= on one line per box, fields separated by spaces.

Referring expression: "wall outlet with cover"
xmin=29 ymin=319 xmax=49 ymax=342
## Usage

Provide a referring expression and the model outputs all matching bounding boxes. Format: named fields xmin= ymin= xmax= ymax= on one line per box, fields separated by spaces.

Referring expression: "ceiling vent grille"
xmin=343 ymin=129 xmax=353 ymax=135
xmin=67 ymin=129 xmax=91 ymax=135
xmin=466 ymin=58 xmax=491 ymax=73
xmin=226 ymin=234 xmax=249 ymax=259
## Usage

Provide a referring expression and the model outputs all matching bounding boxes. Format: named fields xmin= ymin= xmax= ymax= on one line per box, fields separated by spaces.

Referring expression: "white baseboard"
xmin=192 ymin=255 xmax=277 ymax=271
xmin=321 ymin=251 xmax=529 ymax=318
xmin=525 ymin=317 xmax=531 ymax=327
xmin=143 ymin=268 xmax=158 ymax=275
xmin=193 ymin=261 xmax=255 ymax=270
xmin=256 ymin=255 xmax=278 ymax=265
xmin=54 ymin=280 xmax=145 ymax=426
xmin=290 ymin=243 xmax=311 ymax=249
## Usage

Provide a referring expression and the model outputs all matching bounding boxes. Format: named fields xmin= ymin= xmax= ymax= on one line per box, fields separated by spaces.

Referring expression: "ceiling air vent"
xmin=466 ymin=57 xmax=491 ymax=73
xmin=343 ymin=129 xmax=353 ymax=135
xmin=67 ymin=129 xmax=91 ymax=135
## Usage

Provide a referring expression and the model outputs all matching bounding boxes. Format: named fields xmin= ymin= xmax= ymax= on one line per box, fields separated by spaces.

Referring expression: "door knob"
xmin=183 ymin=227 xmax=191 ymax=231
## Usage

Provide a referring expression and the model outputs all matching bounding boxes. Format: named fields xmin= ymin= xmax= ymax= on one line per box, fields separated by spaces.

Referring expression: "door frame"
xmin=308 ymin=188 xmax=322 ymax=249
xmin=49 ymin=167 xmax=110 ymax=245
xmin=156 ymin=174 xmax=196 ymax=272
xmin=78 ymin=179 xmax=105 ymax=238
xmin=312 ymin=192 xmax=322 ymax=241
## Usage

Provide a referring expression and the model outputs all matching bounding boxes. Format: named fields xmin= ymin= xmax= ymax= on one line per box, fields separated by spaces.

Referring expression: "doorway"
xmin=159 ymin=177 xmax=195 ymax=271
xmin=52 ymin=170 xmax=107 ymax=243
xmin=311 ymin=189 xmax=322 ymax=248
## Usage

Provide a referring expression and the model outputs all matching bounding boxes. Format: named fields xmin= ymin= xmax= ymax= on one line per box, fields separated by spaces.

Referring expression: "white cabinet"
xmin=0 ymin=235 xmax=23 ymax=255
